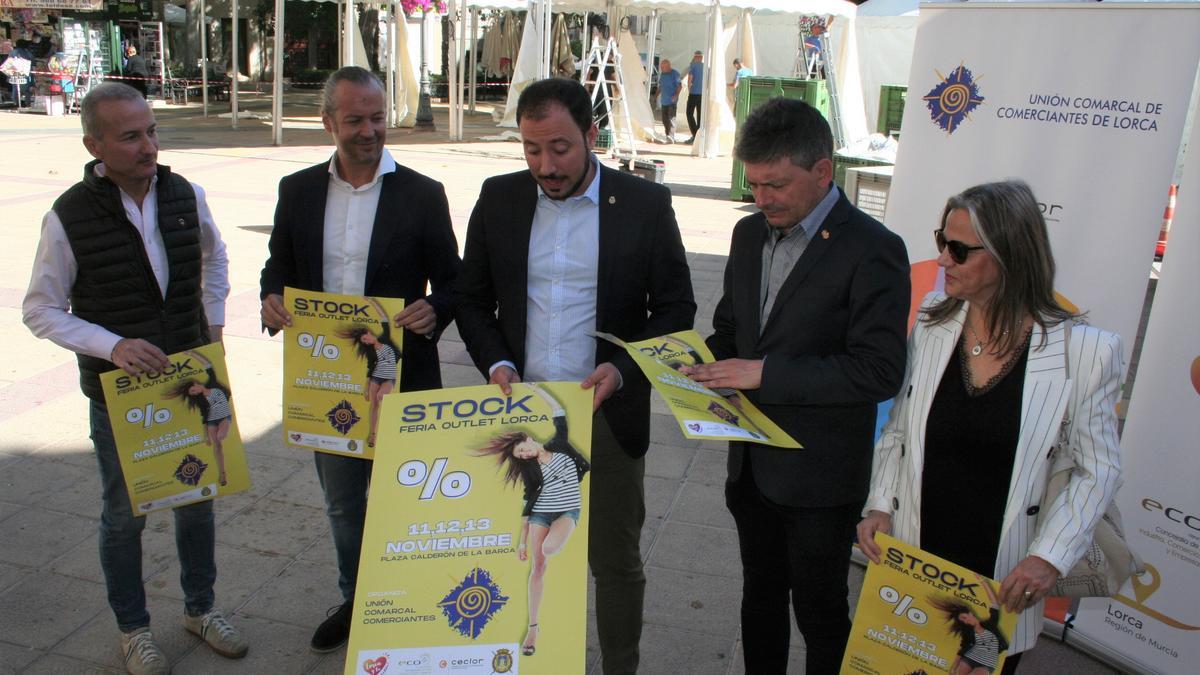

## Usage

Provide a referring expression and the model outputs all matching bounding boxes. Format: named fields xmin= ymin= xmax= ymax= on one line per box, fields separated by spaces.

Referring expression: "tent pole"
xmin=448 ymin=0 xmax=458 ymax=140
xmin=469 ymin=7 xmax=478 ymax=113
xmin=387 ymin=1 xmax=396 ymax=126
xmin=200 ymin=0 xmax=208 ymax=117
xmin=644 ymin=9 xmax=658 ymax=102
xmin=457 ymin=1 xmax=466 ymax=135
xmin=231 ymin=0 xmax=239 ymax=129
xmin=271 ymin=0 xmax=283 ymax=144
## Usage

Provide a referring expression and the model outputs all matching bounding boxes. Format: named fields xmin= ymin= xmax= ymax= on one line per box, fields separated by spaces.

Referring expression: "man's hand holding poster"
xmin=843 ymin=533 xmax=1018 ymax=675
xmin=346 ymin=382 xmax=591 ymax=675
xmin=282 ymin=288 xmax=404 ymax=459
xmin=100 ymin=342 xmax=249 ymax=516
xmin=594 ymin=330 xmax=799 ymax=448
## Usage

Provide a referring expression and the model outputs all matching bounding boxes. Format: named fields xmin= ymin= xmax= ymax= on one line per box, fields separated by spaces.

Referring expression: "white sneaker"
xmin=183 ymin=609 xmax=249 ymax=659
xmin=121 ymin=627 xmax=170 ymax=675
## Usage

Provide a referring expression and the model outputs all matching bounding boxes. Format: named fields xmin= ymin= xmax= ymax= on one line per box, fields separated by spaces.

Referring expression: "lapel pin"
xmin=608 ymin=196 xmax=616 ymax=204
xmin=821 ymin=230 xmax=830 ymax=240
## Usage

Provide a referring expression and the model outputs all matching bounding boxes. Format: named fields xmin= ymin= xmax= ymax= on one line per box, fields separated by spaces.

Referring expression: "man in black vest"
xmin=23 ymin=82 xmax=247 ymax=675
xmin=259 ymin=67 xmax=461 ymax=654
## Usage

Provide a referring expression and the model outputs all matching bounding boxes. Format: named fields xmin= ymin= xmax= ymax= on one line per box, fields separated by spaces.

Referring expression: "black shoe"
xmin=310 ymin=601 xmax=352 ymax=653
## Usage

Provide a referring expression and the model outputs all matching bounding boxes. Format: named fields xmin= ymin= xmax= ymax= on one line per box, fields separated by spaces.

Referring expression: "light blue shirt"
xmin=688 ymin=60 xmax=704 ymax=95
xmin=759 ymin=184 xmax=840 ymax=324
xmin=522 ymin=157 xmax=602 ymax=382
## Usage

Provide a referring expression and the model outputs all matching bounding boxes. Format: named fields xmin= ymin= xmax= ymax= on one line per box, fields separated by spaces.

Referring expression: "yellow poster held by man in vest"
xmin=842 ymin=533 xmax=1018 ymax=674
xmin=100 ymin=343 xmax=250 ymax=516
xmin=282 ymin=288 xmax=404 ymax=460
xmin=346 ymin=382 xmax=591 ymax=675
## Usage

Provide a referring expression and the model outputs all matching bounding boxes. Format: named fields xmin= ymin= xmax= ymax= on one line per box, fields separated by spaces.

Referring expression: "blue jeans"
xmin=313 ymin=451 xmax=372 ymax=602
xmin=90 ymin=400 xmax=216 ymax=632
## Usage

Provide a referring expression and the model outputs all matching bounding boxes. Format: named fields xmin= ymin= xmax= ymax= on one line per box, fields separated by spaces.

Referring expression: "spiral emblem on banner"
xmin=924 ymin=64 xmax=986 ymax=134
xmin=439 ymin=567 xmax=510 ymax=639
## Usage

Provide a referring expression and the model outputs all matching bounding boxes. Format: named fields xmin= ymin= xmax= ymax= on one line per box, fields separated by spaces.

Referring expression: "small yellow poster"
xmin=843 ymin=533 xmax=1018 ymax=675
xmin=100 ymin=343 xmax=250 ymax=516
xmin=282 ymin=288 xmax=404 ymax=460
xmin=346 ymin=383 xmax=591 ymax=675
xmin=595 ymin=330 xmax=800 ymax=448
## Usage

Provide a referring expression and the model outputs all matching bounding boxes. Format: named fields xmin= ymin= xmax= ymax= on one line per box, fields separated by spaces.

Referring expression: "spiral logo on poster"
xmin=174 ymin=453 xmax=208 ymax=486
xmin=326 ymin=399 xmax=362 ymax=435
xmin=438 ymin=567 xmax=509 ymax=639
xmin=924 ymin=64 xmax=986 ymax=134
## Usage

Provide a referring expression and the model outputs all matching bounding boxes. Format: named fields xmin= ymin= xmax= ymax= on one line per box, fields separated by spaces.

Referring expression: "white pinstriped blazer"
xmin=864 ymin=293 xmax=1124 ymax=654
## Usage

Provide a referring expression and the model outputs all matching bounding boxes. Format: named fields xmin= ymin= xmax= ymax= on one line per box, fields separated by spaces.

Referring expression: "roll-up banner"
xmin=885 ymin=3 xmax=1200 ymax=363
xmin=1065 ymin=109 xmax=1200 ymax=675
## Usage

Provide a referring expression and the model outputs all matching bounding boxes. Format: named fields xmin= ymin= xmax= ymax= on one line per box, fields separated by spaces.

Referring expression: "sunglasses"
xmin=934 ymin=229 xmax=986 ymax=264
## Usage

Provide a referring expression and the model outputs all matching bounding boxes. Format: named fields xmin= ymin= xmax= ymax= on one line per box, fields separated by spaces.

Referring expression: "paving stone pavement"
xmin=0 ymin=95 xmax=1119 ymax=674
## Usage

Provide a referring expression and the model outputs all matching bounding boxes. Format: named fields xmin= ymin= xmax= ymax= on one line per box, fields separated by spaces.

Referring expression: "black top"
xmin=520 ymin=415 xmax=590 ymax=516
xmin=920 ymin=338 xmax=1029 ymax=575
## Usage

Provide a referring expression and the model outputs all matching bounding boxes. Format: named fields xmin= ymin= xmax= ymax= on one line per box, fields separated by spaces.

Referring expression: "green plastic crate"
xmin=595 ymin=127 xmax=613 ymax=151
xmin=731 ymin=77 xmax=831 ymax=201
xmin=877 ymin=85 xmax=906 ymax=138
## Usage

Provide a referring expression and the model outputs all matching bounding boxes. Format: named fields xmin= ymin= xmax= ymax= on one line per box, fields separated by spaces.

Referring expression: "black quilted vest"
xmin=55 ymin=160 xmax=209 ymax=401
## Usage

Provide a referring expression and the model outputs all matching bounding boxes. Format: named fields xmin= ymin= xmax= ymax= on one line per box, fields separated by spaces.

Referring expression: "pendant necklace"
xmin=966 ymin=321 xmax=1008 ymax=357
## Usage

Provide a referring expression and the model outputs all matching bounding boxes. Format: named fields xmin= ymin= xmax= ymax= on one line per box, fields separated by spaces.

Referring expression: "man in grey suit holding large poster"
xmin=686 ymin=98 xmax=910 ymax=675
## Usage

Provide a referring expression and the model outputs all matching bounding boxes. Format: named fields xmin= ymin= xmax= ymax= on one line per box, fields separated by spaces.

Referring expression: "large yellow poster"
xmin=595 ymin=330 xmax=800 ymax=448
xmin=100 ymin=343 xmax=250 ymax=516
xmin=346 ymin=383 xmax=591 ymax=675
xmin=843 ymin=533 xmax=1018 ymax=674
xmin=282 ymin=288 xmax=404 ymax=460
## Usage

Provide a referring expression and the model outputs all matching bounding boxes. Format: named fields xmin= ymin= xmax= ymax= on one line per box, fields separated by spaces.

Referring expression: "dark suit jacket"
xmin=707 ymin=188 xmax=910 ymax=507
xmin=259 ymin=159 xmax=461 ymax=392
xmin=455 ymin=164 xmax=696 ymax=458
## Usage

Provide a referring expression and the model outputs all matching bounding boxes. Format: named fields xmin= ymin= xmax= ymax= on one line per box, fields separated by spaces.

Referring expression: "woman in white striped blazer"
xmin=857 ymin=180 xmax=1123 ymax=672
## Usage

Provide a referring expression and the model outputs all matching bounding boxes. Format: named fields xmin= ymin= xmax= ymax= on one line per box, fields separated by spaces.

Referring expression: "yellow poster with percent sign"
xmin=346 ymin=382 xmax=591 ymax=675
xmin=282 ymin=287 xmax=404 ymax=460
xmin=593 ymin=330 xmax=799 ymax=448
xmin=842 ymin=533 xmax=1018 ymax=675
xmin=100 ymin=343 xmax=250 ymax=516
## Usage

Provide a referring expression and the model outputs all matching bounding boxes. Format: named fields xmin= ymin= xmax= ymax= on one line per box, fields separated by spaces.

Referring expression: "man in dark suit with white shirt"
xmin=258 ymin=66 xmax=460 ymax=654
xmin=686 ymin=98 xmax=910 ymax=675
xmin=455 ymin=78 xmax=695 ymax=674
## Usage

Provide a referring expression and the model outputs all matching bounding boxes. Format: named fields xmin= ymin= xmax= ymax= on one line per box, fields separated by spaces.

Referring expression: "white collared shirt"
xmin=321 ymin=149 xmax=397 ymax=295
xmin=521 ymin=160 xmax=601 ymax=382
xmin=22 ymin=163 xmax=229 ymax=361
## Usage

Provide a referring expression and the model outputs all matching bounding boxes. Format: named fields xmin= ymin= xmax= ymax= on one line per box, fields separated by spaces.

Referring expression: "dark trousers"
xmin=660 ymin=102 xmax=678 ymax=138
xmin=314 ymin=451 xmax=372 ymax=602
xmin=686 ymin=93 xmax=703 ymax=136
xmin=589 ymin=411 xmax=646 ymax=675
xmin=726 ymin=464 xmax=860 ymax=675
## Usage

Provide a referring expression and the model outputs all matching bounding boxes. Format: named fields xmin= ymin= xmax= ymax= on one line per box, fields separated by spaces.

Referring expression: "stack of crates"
xmin=877 ymin=85 xmax=906 ymax=138
xmin=730 ymin=77 xmax=831 ymax=201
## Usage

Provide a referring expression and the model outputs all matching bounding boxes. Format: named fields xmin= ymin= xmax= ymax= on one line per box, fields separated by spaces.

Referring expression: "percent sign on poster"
xmin=879 ymin=586 xmax=928 ymax=624
xmin=397 ymin=458 xmax=472 ymax=500
xmin=126 ymin=403 xmax=172 ymax=428
xmin=297 ymin=332 xmax=341 ymax=359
